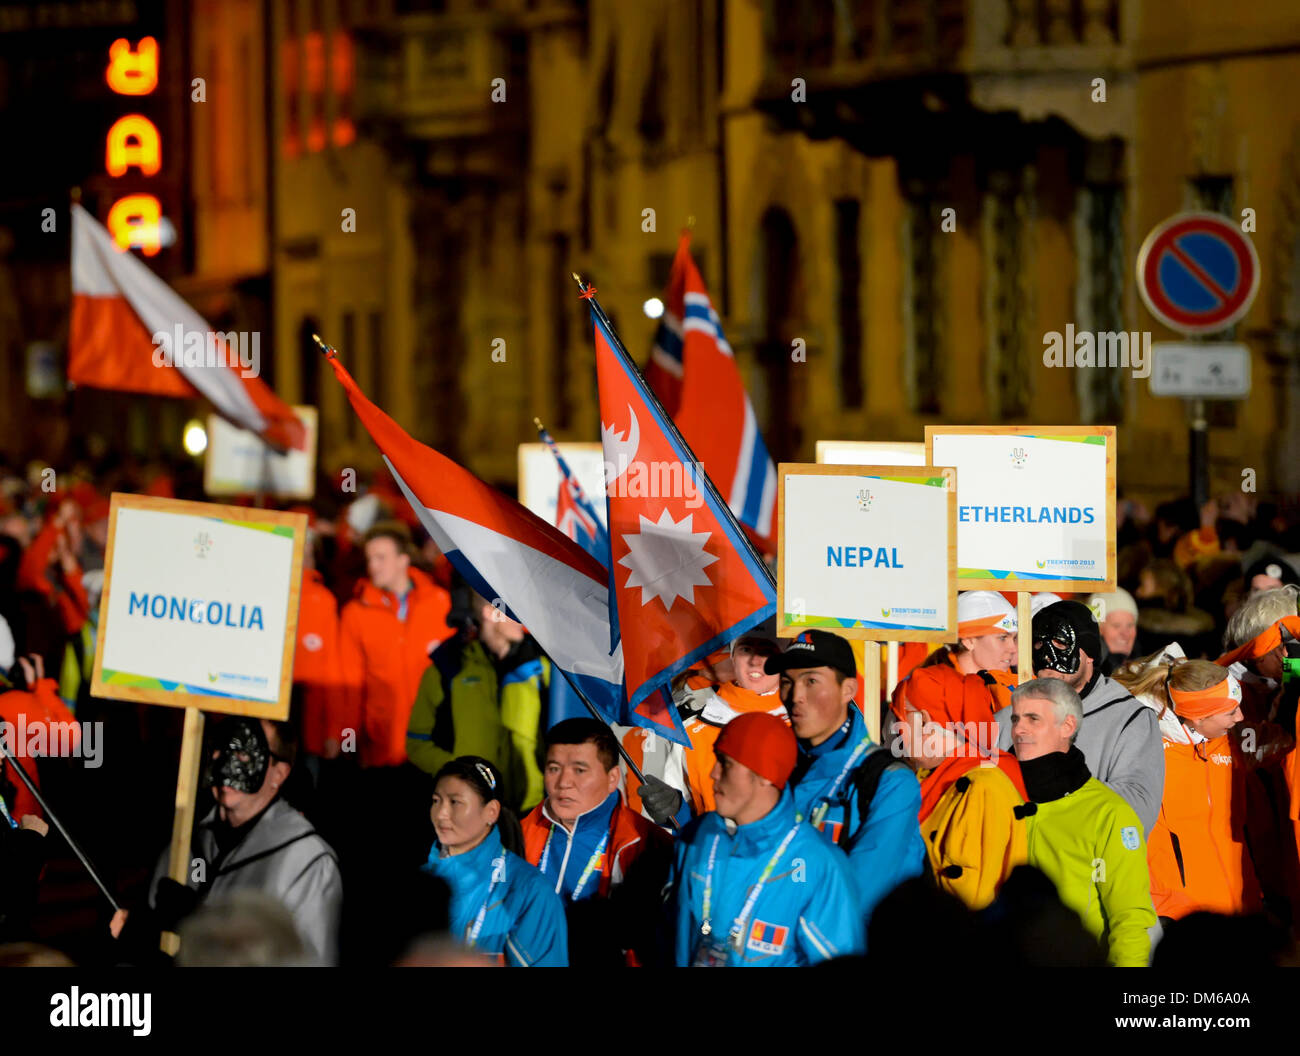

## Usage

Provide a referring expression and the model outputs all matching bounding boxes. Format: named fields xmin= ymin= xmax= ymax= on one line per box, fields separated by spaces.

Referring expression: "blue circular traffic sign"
xmin=1136 ymin=212 xmax=1259 ymax=334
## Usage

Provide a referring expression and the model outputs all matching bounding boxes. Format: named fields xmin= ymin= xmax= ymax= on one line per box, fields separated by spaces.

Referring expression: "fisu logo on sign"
xmin=194 ymin=531 xmax=213 ymax=558
xmin=856 ymin=489 xmax=873 ymax=512
xmin=1010 ymin=447 xmax=1027 ymax=469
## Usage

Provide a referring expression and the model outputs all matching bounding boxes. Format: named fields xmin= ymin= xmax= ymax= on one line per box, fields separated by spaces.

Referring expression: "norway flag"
xmin=324 ymin=350 xmax=627 ymax=729
xmin=590 ymin=297 xmax=775 ymax=719
xmin=665 ymin=234 xmax=778 ymax=552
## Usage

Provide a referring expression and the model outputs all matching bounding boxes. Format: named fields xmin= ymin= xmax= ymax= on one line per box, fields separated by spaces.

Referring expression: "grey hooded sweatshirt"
xmin=152 ymin=797 xmax=342 ymax=964
xmin=998 ymin=670 xmax=1164 ymax=836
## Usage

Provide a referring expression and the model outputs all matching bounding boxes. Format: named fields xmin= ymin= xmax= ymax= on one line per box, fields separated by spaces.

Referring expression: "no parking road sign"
xmin=1137 ymin=212 xmax=1259 ymax=335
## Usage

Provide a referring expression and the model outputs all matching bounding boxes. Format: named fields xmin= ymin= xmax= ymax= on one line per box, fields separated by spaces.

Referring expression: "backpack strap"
xmin=841 ymin=746 xmax=906 ymax=853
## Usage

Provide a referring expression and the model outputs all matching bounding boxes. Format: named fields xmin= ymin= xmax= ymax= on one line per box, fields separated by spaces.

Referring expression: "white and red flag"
xmin=69 ymin=203 xmax=304 ymax=450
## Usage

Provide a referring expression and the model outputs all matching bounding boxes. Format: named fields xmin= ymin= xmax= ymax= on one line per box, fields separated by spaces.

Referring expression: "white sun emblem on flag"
xmin=619 ymin=509 xmax=718 ymax=611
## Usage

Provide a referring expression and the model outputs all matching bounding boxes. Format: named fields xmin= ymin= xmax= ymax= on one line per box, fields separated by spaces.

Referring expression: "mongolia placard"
xmin=925 ymin=426 xmax=1116 ymax=591
xmin=778 ymin=464 xmax=957 ymax=642
xmin=91 ymin=494 xmax=306 ymax=719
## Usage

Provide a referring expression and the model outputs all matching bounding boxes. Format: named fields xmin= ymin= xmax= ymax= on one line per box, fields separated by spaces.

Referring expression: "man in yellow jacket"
xmin=1012 ymin=677 xmax=1158 ymax=967
xmin=405 ymin=590 xmax=548 ymax=812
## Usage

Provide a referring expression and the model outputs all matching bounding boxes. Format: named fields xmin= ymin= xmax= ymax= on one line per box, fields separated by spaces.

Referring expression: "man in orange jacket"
xmin=521 ymin=718 xmax=671 ymax=965
xmin=294 ymin=535 xmax=347 ymax=761
xmin=337 ymin=521 xmax=452 ymax=769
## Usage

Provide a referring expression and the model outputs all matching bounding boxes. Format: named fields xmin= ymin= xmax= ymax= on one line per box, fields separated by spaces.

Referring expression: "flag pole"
xmin=0 ymin=743 xmax=120 ymax=912
xmin=573 ymin=273 xmax=776 ymax=588
xmin=315 ymin=333 xmax=678 ymax=827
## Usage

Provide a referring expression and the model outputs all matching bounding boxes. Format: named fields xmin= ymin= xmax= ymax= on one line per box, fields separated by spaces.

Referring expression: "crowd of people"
xmin=2 ymin=453 xmax=1300 ymax=967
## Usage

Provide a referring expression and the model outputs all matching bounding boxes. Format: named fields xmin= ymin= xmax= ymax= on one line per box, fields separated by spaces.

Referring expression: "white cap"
xmin=956 ymin=591 xmax=1018 ymax=638
xmin=1088 ymin=588 xmax=1138 ymax=621
xmin=1030 ymin=592 xmax=1062 ymax=617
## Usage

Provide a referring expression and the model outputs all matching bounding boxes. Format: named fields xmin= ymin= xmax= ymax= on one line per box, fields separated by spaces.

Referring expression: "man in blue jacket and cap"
xmin=670 ymin=711 xmax=862 ymax=965
xmin=768 ymin=630 xmax=924 ymax=926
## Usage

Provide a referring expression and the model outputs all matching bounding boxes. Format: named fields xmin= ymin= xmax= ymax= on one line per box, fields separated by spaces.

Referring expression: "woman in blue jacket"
xmin=421 ymin=756 xmax=567 ymax=966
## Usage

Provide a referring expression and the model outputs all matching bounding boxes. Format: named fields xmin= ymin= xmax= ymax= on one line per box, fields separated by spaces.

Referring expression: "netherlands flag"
xmin=324 ymin=350 xmax=630 ymax=729
xmin=660 ymin=234 xmax=777 ymax=551
xmin=590 ymin=292 xmax=775 ymax=721
xmin=69 ymin=203 xmax=305 ymax=452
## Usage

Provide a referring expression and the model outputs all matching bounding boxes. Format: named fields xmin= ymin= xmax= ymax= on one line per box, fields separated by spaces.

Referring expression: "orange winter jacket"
xmin=337 ymin=567 xmax=452 ymax=767
xmin=521 ymin=796 xmax=669 ymax=900
xmin=293 ymin=569 xmax=348 ymax=757
xmin=1147 ymin=721 xmax=1262 ymax=920
xmin=0 ymin=678 xmax=79 ymax=821
xmin=623 ymin=680 xmax=789 ymax=817
xmin=17 ymin=518 xmax=88 ymax=635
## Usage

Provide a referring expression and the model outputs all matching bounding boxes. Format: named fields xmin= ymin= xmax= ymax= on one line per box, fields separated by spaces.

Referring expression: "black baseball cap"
xmin=764 ymin=630 xmax=856 ymax=678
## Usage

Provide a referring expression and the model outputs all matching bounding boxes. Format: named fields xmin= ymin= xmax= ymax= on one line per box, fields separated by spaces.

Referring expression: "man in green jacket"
xmin=1011 ymin=677 xmax=1157 ymax=967
xmin=405 ymin=589 xmax=549 ymax=812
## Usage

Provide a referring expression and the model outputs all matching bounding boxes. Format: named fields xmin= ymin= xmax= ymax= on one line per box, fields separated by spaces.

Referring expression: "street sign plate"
xmin=1137 ymin=212 xmax=1259 ymax=335
xmin=1148 ymin=342 xmax=1251 ymax=399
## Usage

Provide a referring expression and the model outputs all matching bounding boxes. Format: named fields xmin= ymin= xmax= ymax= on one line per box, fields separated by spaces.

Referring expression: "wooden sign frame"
xmin=777 ymin=463 xmax=959 ymax=643
xmin=91 ymin=493 xmax=306 ymax=720
xmin=924 ymin=425 xmax=1117 ymax=593
xmin=814 ymin=440 xmax=926 ymax=465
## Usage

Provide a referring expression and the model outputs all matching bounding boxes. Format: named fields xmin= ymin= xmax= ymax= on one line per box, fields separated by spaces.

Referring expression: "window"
xmin=982 ymin=172 xmax=1030 ymax=419
xmin=834 ymin=199 xmax=864 ymax=409
xmin=1074 ymin=183 xmax=1125 ymax=424
xmin=903 ymin=195 xmax=942 ymax=415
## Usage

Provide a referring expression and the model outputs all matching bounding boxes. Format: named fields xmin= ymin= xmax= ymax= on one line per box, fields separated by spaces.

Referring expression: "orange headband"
xmin=958 ymin=613 xmax=1017 ymax=639
xmin=1216 ymin=614 xmax=1300 ymax=668
xmin=1169 ymin=673 xmax=1242 ymax=721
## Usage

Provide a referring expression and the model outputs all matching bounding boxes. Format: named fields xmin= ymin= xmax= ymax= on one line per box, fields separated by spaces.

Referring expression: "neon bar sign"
xmin=104 ymin=36 xmax=162 ymax=255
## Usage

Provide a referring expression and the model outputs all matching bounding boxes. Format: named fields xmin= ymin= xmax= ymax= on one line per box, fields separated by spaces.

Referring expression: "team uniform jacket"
xmin=151 ymin=798 xmax=343 ymax=965
xmin=294 ymin=568 xmax=347 ymax=757
xmin=521 ymin=790 xmax=666 ymax=902
xmin=421 ymin=825 xmax=567 ymax=966
xmin=789 ymin=705 xmax=924 ymax=925
xmin=621 ymin=679 xmax=788 ymax=819
xmin=338 ymin=567 xmax=451 ymax=768
xmin=920 ymin=764 xmax=1028 ymax=909
xmin=1146 ymin=706 xmax=1262 ymax=919
xmin=521 ymin=790 xmax=671 ymax=965
xmin=1024 ymin=776 xmax=1157 ymax=967
xmin=670 ymin=788 xmax=863 ymax=966
xmin=0 ymin=677 xmax=79 ymax=820
xmin=407 ymin=633 xmax=549 ymax=811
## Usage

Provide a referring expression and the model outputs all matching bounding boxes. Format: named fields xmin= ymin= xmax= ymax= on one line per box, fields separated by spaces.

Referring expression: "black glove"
xmin=638 ymin=775 xmax=683 ymax=828
xmin=154 ymin=877 xmax=201 ymax=932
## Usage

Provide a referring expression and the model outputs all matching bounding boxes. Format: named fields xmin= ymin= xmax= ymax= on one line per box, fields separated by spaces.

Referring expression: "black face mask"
xmin=1033 ymin=616 xmax=1081 ymax=675
xmin=203 ymin=719 xmax=271 ymax=794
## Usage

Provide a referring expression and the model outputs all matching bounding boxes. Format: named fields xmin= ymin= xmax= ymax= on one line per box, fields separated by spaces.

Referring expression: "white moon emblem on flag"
xmin=601 ymin=404 xmax=640 ymax=486
xmin=619 ymin=509 xmax=718 ymax=610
